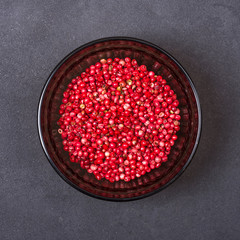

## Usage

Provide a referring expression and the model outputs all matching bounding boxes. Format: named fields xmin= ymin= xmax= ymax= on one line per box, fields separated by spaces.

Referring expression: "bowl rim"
xmin=37 ymin=36 xmax=202 ymax=201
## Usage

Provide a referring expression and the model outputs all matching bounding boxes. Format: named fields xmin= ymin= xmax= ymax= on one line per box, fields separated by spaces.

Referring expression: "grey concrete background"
xmin=1 ymin=0 xmax=240 ymax=239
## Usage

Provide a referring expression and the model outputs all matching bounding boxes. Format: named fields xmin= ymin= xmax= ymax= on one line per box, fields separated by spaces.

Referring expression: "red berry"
xmin=58 ymin=57 xmax=181 ymax=182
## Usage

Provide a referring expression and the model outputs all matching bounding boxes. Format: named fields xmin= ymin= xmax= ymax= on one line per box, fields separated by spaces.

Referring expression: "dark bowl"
xmin=38 ymin=37 xmax=201 ymax=201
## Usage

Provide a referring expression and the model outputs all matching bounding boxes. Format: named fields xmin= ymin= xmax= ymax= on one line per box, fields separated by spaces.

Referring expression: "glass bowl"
xmin=38 ymin=37 xmax=201 ymax=201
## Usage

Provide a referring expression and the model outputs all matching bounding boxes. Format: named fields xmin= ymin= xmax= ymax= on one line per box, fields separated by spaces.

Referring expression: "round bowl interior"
xmin=38 ymin=37 xmax=201 ymax=201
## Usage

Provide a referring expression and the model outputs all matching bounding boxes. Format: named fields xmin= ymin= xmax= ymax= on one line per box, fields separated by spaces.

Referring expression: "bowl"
xmin=38 ymin=37 xmax=201 ymax=201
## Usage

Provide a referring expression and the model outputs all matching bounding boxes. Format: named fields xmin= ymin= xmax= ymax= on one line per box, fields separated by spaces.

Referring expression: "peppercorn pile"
xmin=57 ymin=57 xmax=181 ymax=182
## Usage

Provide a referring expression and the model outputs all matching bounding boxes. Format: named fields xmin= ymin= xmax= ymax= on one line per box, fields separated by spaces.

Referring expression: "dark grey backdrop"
xmin=1 ymin=1 xmax=240 ymax=239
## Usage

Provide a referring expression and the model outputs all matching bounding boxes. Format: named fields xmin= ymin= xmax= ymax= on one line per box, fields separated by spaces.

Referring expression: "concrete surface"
xmin=1 ymin=0 xmax=240 ymax=239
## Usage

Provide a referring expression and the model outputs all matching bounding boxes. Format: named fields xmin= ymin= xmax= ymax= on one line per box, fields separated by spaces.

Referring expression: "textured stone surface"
xmin=1 ymin=0 xmax=240 ymax=239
